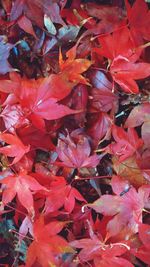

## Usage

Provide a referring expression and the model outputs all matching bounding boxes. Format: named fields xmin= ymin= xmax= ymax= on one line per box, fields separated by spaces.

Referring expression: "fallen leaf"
xmin=125 ymin=0 xmax=150 ymax=44
xmin=60 ymin=47 xmax=92 ymax=85
xmin=0 ymin=172 xmax=46 ymax=217
xmin=87 ymin=181 xmax=150 ymax=236
xmin=94 ymin=27 xmax=150 ymax=93
xmin=44 ymin=182 xmax=85 ymax=214
xmin=0 ymin=133 xmax=30 ymax=165
xmin=111 ymin=57 xmax=150 ymax=93
xmin=106 ymin=125 xmax=143 ymax=162
xmin=26 ymin=216 xmax=73 ymax=267
xmin=70 ymin=234 xmax=133 ymax=267
xmin=11 ymin=77 xmax=80 ymax=130
xmin=56 ymin=130 xmax=100 ymax=168
xmin=85 ymin=3 xmax=125 ymax=34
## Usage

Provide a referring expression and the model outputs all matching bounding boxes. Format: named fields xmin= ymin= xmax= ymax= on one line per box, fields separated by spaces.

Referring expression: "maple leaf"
xmin=85 ymin=3 xmax=125 ymax=34
xmin=133 ymin=223 xmax=150 ymax=265
xmin=44 ymin=182 xmax=86 ymax=214
xmin=59 ymin=47 xmax=92 ymax=85
xmin=0 ymin=36 xmax=15 ymax=74
xmin=96 ymin=27 xmax=136 ymax=61
xmin=70 ymin=234 xmax=133 ymax=267
xmin=26 ymin=216 xmax=73 ymax=267
xmin=0 ymin=133 xmax=30 ymax=165
xmin=0 ymin=172 xmax=46 ymax=218
xmin=1 ymin=60 xmax=90 ymax=128
xmin=106 ymin=125 xmax=143 ymax=162
xmin=87 ymin=176 xmax=150 ymax=236
xmin=94 ymin=27 xmax=150 ymax=93
xmin=125 ymin=103 xmax=150 ymax=147
xmin=56 ymin=130 xmax=100 ymax=168
xmin=110 ymin=56 xmax=150 ymax=93
xmin=11 ymin=77 xmax=80 ymax=130
xmin=125 ymin=0 xmax=150 ymax=45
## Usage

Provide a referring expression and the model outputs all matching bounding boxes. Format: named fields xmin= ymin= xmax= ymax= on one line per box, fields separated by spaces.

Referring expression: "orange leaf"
xmin=59 ymin=46 xmax=92 ymax=85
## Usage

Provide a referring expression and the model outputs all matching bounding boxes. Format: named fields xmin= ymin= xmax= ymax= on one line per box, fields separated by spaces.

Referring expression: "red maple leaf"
xmin=0 ymin=133 xmax=30 ymax=165
xmin=26 ymin=216 xmax=73 ymax=267
xmin=125 ymin=0 xmax=150 ymax=45
xmin=94 ymin=27 xmax=150 ymax=93
xmin=0 ymin=172 xmax=46 ymax=218
xmin=110 ymin=56 xmax=150 ymax=93
xmin=11 ymin=77 xmax=79 ymax=130
xmin=44 ymin=182 xmax=86 ymax=214
xmin=85 ymin=3 xmax=125 ymax=34
xmin=95 ymin=27 xmax=136 ymax=61
xmin=70 ymin=233 xmax=133 ymax=267
xmin=1 ymin=54 xmax=91 ymax=130
xmin=106 ymin=125 xmax=143 ymax=162
xmin=56 ymin=130 xmax=100 ymax=168
xmin=87 ymin=176 xmax=150 ymax=236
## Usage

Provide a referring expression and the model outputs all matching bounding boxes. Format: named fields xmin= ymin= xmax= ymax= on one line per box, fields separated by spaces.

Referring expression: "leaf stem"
xmin=142 ymin=208 xmax=150 ymax=214
xmin=5 ymin=203 xmax=27 ymax=216
xmin=9 ymin=229 xmax=34 ymax=241
xmin=75 ymin=175 xmax=112 ymax=180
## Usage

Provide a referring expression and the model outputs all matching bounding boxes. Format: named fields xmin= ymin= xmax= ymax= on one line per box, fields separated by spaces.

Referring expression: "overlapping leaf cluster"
xmin=0 ymin=0 xmax=150 ymax=266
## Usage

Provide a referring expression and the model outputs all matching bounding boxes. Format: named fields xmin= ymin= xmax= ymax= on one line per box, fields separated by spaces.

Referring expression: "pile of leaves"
xmin=0 ymin=0 xmax=150 ymax=266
